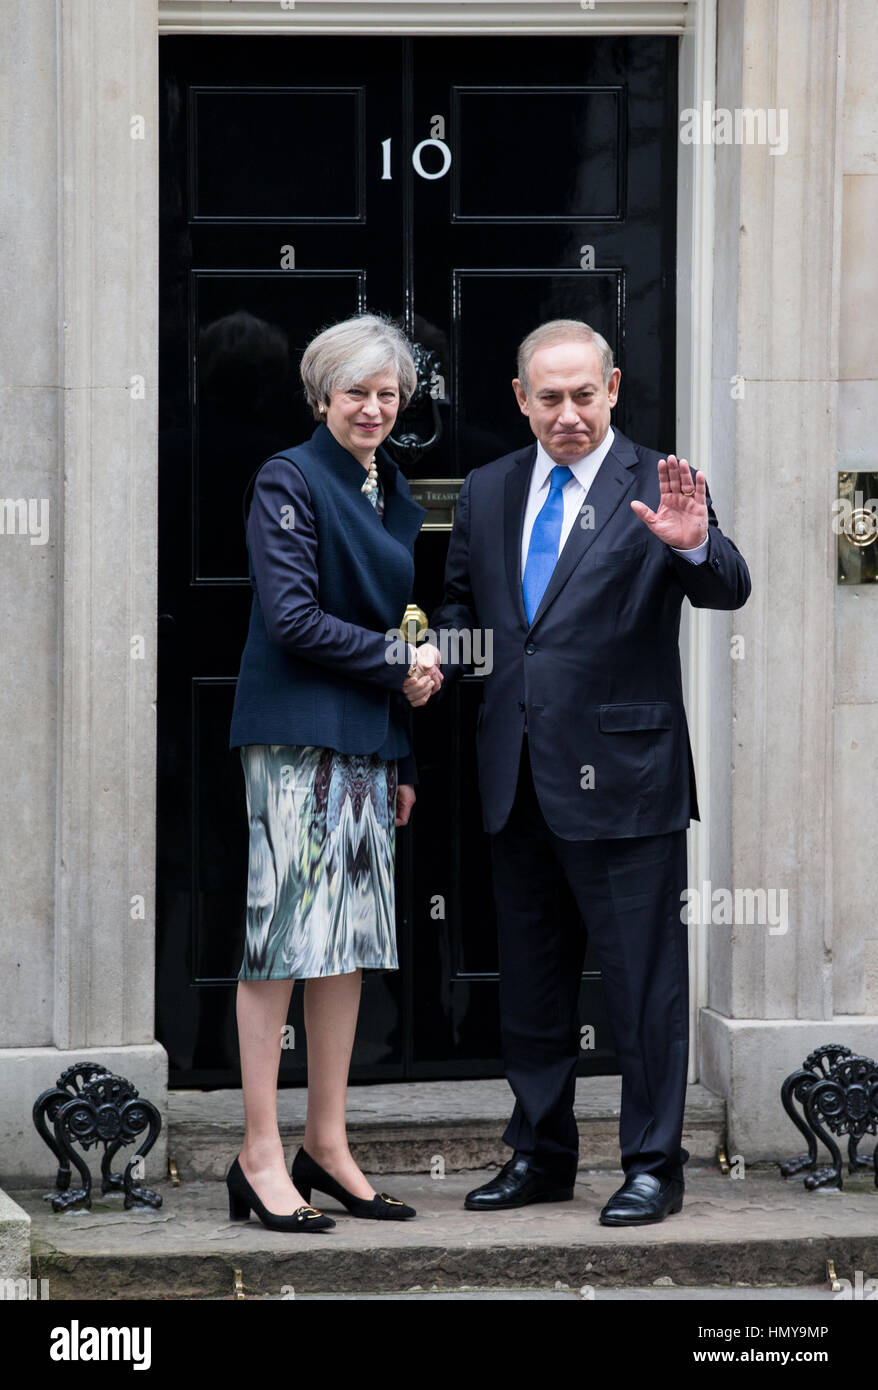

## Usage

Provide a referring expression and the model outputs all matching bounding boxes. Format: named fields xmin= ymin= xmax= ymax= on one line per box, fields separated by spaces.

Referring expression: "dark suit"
xmin=430 ymin=427 xmax=750 ymax=1181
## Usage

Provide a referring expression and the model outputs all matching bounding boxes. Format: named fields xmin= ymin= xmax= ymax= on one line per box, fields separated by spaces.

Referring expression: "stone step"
xmin=0 ymin=1188 xmax=31 ymax=1285
xmin=166 ymin=1077 xmax=726 ymax=1180
xmin=21 ymin=1168 xmax=878 ymax=1300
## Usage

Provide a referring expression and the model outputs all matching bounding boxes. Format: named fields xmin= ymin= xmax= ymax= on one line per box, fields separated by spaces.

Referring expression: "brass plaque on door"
xmin=408 ymin=479 xmax=464 ymax=531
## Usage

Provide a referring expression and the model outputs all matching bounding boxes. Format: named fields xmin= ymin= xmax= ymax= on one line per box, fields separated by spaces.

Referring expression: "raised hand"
xmin=630 ymin=455 xmax=709 ymax=550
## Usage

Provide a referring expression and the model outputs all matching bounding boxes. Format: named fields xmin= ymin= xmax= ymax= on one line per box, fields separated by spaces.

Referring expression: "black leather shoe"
xmin=292 ymin=1147 xmax=416 ymax=1220
xmin=464 ymin=1153 xmax=575 ymax=1211
xmin=226 ymin=1156 xmax=335 ymax=1232
xmin=598 ymin=1173 xmax=684 ymax=1226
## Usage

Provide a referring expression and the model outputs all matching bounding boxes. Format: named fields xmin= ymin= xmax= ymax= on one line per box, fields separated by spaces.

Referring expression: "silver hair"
xmin=300 ymin=313 xmax=418 ymax=419
xmin=516 ymin=319 xmax=616 ymax=395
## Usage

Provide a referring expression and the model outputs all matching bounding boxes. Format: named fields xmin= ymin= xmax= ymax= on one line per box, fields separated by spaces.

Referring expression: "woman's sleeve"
xmin=396 ymin=748 xmax=418 ymax=787
xmin=392 ymin=694 xmax=418 ymax=787
xmin=247 ymin=457 xmax=411 ymax=690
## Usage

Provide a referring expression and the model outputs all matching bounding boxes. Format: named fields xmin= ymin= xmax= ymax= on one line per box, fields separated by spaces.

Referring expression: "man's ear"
xmin=512 ymin=378 xmax=529 ymax=415
xmin=607 ymin=368 xmax=621 ymax=408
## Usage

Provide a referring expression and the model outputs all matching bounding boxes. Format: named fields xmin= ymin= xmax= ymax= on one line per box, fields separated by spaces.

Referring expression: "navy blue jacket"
xmin=430 ymin=429 xmax=751 ymax=839
xmin=229 ymin=424 xmax=426 ymax=784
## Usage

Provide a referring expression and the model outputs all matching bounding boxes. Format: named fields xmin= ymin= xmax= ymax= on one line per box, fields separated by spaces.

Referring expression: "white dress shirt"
xmin=520 ymin=427 xmax=709 ymax=577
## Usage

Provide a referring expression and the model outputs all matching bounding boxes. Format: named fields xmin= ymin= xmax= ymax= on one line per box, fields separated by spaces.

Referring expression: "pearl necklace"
xmin=361 ymin=453 xmax=379 ymax=498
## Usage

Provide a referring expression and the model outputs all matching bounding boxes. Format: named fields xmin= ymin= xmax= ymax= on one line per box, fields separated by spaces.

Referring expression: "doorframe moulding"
xmin=155 ymin=0 xmax=719 ymax=1082
xmin=158 ymin=2 xmax=689 ymax=38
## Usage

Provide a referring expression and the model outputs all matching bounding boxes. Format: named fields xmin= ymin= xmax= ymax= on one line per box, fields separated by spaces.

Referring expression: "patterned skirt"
xmin=237 ymin=744 xmax=398 ymax=980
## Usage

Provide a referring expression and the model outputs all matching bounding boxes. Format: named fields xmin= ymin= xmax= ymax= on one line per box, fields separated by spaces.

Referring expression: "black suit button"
xmin=525 ymin=644 xmax=536 ymax=654
xmin=518 ymin=701 xmax=526 ymax=712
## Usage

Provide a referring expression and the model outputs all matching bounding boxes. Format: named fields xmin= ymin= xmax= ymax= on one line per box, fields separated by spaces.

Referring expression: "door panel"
xmin=192 ymin=269 xmax=365 ymax=580
xmin=453 ymin=270 xmax=622 ymax=460
xmin=190 ymin=87 xmax=366 ymax=222
xmin=451 ymin=86 xmax=624 ymax=222
xmin=157 ymin=34 xmax=677 ymax=1086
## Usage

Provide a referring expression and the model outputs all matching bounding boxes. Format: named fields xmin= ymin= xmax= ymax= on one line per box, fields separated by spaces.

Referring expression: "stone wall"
xmin=0 ymin=0 xmax=166 ymax=1185
xmin=701 ymin=0 xmax=878 ymax=1159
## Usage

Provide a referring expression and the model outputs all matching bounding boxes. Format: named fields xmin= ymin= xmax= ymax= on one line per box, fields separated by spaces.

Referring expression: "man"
xmin=425 ymin=320 xmax=750 ymax=1225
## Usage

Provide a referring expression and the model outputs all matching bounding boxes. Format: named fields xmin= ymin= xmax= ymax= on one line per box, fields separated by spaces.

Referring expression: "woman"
xmin=226 ymin=314 xmax=441 ymax=1231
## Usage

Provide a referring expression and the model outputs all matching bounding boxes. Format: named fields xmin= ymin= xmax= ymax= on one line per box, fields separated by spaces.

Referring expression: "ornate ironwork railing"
xmin=779 ymin=1044 xmax=878 ymax=1191
xmin=32 ymin=1063 xmax=162 ymax=1211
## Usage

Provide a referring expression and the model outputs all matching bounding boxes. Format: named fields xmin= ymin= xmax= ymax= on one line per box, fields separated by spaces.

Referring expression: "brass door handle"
xmin=401 ymin=603 xmax=429 ymax=644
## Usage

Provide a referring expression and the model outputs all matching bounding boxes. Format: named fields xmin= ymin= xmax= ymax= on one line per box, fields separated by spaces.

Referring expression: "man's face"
xmin=512 ymin=341 xmax=621 ymax=463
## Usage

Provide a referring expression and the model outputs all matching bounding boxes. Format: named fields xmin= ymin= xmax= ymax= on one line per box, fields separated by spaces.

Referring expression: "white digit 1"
xmin=381 ymin=138 xmax=392 ymax=180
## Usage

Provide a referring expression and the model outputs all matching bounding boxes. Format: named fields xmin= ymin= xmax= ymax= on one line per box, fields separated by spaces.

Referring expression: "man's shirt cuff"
xmin=669 ymin=536 xmax=709 ymax=564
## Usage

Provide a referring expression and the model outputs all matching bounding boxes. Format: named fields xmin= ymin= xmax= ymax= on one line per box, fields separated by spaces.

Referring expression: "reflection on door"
xmin=157 ymin=34 xmax=678 ymax=1086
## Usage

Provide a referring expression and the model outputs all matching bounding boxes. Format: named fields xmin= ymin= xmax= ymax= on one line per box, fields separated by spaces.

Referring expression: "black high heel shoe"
xmin=226 ymin=1156 xmax=335 ymax=1232
xmin=292 ymin=1147 xmax=416 ymax=1220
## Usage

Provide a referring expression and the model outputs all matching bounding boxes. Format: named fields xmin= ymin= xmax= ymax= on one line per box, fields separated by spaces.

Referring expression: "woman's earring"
xmin=318 ymin=403 xmax=326 ymax=414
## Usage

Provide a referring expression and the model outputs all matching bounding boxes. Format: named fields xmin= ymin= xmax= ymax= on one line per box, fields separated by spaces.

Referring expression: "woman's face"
xmin=323 ymin=370 xmax=401 ymax=464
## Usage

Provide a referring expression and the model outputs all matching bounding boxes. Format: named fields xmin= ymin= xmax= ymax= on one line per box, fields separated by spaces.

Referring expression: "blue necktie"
xmin=522 ymin=465 xmax=573 ymax=623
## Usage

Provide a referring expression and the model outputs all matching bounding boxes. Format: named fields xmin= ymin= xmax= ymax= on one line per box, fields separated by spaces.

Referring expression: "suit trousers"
xmin=489 ymin=734 xmax=691 ymax=1184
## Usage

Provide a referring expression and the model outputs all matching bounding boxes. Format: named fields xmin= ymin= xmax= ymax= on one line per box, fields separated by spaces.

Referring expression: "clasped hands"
xmin=402 ymin=643 xmax=443 ymax=707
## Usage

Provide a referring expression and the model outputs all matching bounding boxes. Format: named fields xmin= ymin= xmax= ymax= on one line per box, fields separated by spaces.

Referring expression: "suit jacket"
xmin=229 ymin=424 xmax=426 ymax=785
xmin=429 ymin=428 xmax=751 ymax=839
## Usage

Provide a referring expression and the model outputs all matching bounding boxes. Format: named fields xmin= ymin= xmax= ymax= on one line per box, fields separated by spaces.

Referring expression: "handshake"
xmin=402 ymin=643 xmax=443 ymax=707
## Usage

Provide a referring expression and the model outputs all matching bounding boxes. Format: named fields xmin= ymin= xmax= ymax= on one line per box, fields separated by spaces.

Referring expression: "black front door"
xmin=157 ymin=34 xmax=678 ymax=1086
